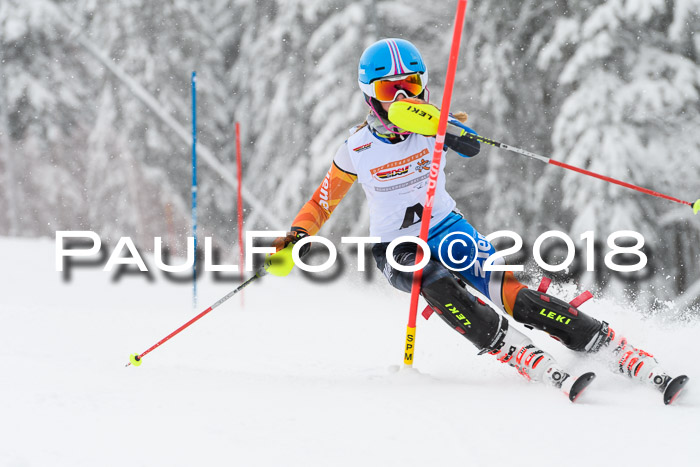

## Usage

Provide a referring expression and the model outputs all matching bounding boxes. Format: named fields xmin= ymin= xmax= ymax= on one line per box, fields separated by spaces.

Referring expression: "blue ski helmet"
xmin=358 ymin=38 xmax=429 ymax=100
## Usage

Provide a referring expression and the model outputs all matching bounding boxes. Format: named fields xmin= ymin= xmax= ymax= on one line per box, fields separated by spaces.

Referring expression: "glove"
xmin=272 ymin=229 xmax=310 ymax=257
xmin=445 ymin=122 xmax=480 ymax=158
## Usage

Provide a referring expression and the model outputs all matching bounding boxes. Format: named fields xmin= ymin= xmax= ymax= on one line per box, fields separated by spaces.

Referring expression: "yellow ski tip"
xmin=693 ymin=199 xmax=700 ymax=215
xmin=388 ymin=99 xmax=440 ymax=136
xmin=129 ymin=353 xmax=142 ymax=367
xmin=264 ymin=243 xmax=295 ymax=277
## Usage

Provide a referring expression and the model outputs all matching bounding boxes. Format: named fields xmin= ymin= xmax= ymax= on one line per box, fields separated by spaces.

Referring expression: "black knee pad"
xmin=512 ymin=288 xmax=602 ymax=351
xmin=421 ymin=276 xmax=506 ymax=351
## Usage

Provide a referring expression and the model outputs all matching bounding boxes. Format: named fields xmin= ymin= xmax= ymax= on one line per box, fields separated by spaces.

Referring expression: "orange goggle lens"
xmin=372 ymin=74 xmax=424 ymax=102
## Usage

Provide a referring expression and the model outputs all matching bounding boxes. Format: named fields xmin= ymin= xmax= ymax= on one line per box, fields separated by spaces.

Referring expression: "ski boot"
xmin=588 ymin=324 xmax=689 ymax=405
xmin=488 ymin=325 xmax=596 ymax=402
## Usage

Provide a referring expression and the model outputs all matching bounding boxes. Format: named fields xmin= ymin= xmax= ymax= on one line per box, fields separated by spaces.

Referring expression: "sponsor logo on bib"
xmin=370 ymin=148 xmax=429 ymax=182
xmin=353 ymin=142 xmax=372 ymax=153
xmin=376 ymin=165 xmax=410 ymax=180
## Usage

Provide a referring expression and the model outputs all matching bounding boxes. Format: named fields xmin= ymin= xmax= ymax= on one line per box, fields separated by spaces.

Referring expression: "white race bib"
xmin=340 ymin=128 xmax=456 ymax=241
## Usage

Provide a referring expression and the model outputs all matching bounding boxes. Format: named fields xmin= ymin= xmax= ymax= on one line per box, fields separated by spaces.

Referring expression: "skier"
xmin=272 ymin=38 xmax=688 ymax=404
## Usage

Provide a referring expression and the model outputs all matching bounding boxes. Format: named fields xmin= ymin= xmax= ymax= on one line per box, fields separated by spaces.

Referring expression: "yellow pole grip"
xmin=404 ymin=326 xmax=416 ymax=366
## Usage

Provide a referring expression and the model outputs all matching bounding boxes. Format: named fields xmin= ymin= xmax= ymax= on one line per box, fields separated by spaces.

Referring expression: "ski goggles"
xmin=366 ymin=73 xmax=425 ymax=102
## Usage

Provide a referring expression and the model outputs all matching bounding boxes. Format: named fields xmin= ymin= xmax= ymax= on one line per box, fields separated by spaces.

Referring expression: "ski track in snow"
xmin=1 ymin=237 xmax=698 ymax=467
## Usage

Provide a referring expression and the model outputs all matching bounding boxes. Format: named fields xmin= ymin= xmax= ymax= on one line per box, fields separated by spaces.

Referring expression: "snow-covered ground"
xmin=1 ymin=236 xmax=698 ymax=467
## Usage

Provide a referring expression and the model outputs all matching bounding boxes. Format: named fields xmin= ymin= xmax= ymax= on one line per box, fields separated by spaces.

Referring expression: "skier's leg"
xmin=503 ymin=278 xmax=678 ymax=392
xmin=372 ymin=241 xmax=586 ymax=393
xmin=419 ymin=274 xmax=570 ymax=385
xmin=498 ymin=274 xmax=677 ymax=389
xmin=509 ymin=286 xmax=603 ymax=351
xmin=426 ymin=213 xmax=602 ymax=348
xmin=421 ymin=274 xmax=593 ymax=394
xmin=372 ymin=240 xmax=505 ymax=351
xmin=424 ymin=213 xmax=678 ymax=394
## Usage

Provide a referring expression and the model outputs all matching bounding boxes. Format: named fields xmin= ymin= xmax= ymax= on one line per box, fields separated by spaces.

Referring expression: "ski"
xmin=567 ymin=372 xmax=596 ymax=403
xmin=663 ymin=375 xmax=689 ymax=405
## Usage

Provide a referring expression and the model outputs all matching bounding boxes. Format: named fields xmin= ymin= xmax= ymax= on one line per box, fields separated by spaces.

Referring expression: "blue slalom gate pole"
xmin=191 ymin=71 xmax=198 ymax=309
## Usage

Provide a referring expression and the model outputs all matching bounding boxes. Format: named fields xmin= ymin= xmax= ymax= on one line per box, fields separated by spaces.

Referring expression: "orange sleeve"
xmin=291 ymin=162 xmax=357 ymax=236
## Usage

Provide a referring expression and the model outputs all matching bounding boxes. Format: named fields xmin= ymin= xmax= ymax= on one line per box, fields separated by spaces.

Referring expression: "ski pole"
xmin=126 ymin=269 xmax=265 ymax=367
xmin=390 ymin=105 xmax=699 ymax=214
xmin=466 ymin=133 xmax=700 ymax=214
xmin=126 ymin=244 xmax=295 ymax=367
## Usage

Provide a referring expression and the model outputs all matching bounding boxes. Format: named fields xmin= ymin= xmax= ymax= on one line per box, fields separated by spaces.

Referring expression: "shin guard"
xmin=511 ymin=288 xmax=603 ymax=352
xmin=421 ymin=276 xmax=506 ymax=351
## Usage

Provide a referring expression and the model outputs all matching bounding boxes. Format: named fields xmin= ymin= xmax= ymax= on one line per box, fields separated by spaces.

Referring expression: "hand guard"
xmin=387 ymin=98 xmax=440 ymax=135
xmin=387 ymin=98 xmax=480 ymax=157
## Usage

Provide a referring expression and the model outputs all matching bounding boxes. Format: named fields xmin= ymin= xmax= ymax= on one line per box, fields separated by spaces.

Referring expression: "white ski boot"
xmin=588 ymin=324 xmax=689 ymax=405
xmin=489 ymin=325 xmax=595 ymax=402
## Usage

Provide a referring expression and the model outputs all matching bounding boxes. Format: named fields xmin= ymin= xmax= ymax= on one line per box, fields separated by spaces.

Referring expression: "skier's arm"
xmin=273 ymin=147 xmax=357 ymax=251
xmin=289 ymin=161 xmax=357 ymax=236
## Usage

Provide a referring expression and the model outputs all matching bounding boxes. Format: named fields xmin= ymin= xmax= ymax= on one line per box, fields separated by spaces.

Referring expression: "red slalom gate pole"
xmin=403 ymin=0 xmax=469 ymax=367
xmin=235 ymin=122 xmax=245 ymax=305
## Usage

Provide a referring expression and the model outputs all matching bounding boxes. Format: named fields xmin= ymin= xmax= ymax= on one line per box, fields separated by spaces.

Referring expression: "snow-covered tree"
xmin=539 ymin=0 xmax=700 ymax=300
xmin=2 ymin=0 xmax=697 ymax=305
xmin=0 ymin=0 xmax=93 ymax=236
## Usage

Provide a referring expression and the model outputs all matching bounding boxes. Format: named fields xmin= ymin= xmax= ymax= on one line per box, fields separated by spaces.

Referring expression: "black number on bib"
xmin=401 ymin=203 xmax=424 ymax=229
